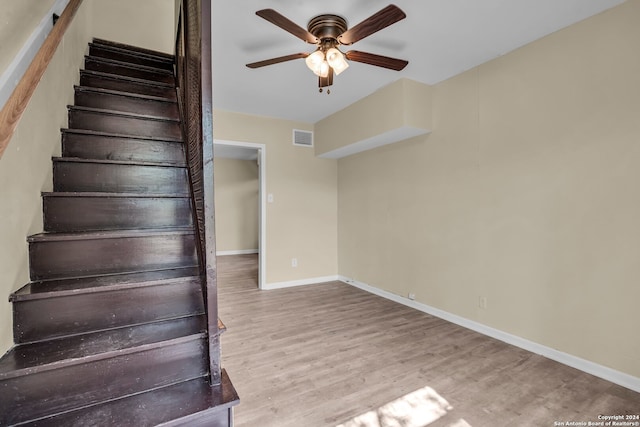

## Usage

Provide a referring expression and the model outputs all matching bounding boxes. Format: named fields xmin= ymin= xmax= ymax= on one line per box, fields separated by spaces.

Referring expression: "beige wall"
xmin=89 ymin=0 xmax=175 ymax=54
xmin=0 ymin=0 xmax=93 ymax=355
xmin=214 ymin=110 xmax=338 ymax=284
xmin=315 ymin=79 xmax=433 ymax=157
xmin=214 ymin=157 xmax=259 ymax=252
xmin=0 ymin=0 xmax=56 ymax=76
xmin=338 ymin=1 xmax=640 ymax=378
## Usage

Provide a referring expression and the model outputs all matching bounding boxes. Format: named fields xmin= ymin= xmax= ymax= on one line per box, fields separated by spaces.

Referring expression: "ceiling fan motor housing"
xmin=307 ymin=14 xmax=348 ymax=42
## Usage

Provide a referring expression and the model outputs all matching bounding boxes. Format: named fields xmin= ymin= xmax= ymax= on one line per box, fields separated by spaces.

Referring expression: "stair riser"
xmin=29 ymin=234 xmax=198 ymax=280
xmin=93 ymin=38 xmax=174 ymax=60
xmin=89 ymin=44 xmax=174 ymax=71
xmin=13 ymin=281 xmax=204 ymax=343
xmin=166 ymin=410 xmax=234 ymax=427
xmin=25 ymin=372 xmax=237 ymax=427
xmin=80 ymin=72 xmax=176 ymax=99
xmin=85 ymin=57 xmax=174 ymax=84
xmin=44 ymin=196 xmax=192 ymax=232
xmin=68 ymin=109 xmax=181 ymax=139
xmin=62 ymin=133 xmax=184 ymax=164
xmin=75 ymin=90 xmax=179 ymax=120
xmin=33 ymin=407 xmax=234 ymax=427
xmin=53 ymin=162 xmax=189 ymax=194
xmin=0 ymin=339 xmax=207 ymax=426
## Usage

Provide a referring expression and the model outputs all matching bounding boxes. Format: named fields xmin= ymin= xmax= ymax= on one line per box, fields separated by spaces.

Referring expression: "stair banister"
xmin=0 ymin=0 xmax=84 ymax=159
xmin=175 ymin=0 xmax=221 ymax=385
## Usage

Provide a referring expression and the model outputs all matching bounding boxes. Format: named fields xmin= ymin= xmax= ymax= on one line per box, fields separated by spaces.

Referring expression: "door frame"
xmin=213 ymin=139 xmax=266 ymax=289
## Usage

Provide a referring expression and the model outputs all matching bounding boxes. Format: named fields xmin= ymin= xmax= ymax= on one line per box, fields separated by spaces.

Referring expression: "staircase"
xmin=0 ymin=38 xmax=238 ymax=426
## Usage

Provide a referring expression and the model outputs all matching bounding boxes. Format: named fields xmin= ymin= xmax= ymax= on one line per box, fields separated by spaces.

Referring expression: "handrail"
xmin=0 ymin=0 xmax=83 ymax=159
xmin=175 ymin=0 xmax=220 ymax=386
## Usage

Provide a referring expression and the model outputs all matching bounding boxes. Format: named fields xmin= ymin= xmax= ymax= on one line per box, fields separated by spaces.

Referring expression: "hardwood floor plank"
xmin=218 ymin=255 xmax=639 ymax=427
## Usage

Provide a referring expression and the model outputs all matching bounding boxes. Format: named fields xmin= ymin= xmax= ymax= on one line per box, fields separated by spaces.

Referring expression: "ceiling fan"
xmin=246 ymin=4 xmax=409 ymax=94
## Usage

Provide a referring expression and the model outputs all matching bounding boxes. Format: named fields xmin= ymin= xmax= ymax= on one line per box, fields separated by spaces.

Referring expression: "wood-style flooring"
xmin=218 ymin=255 xmax=639 ymax=427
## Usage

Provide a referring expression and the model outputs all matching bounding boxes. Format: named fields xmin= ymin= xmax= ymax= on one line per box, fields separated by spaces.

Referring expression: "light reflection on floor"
xmin=336 ymin=386 xmax=471 ymax=427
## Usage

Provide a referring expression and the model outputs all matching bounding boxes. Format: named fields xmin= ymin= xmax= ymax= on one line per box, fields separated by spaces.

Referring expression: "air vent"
xmin=293 ymin=129 xmax=313 ymax=147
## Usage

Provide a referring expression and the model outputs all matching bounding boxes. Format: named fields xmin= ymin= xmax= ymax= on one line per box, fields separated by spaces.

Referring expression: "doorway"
xmin=213 ymin=140 xmax=266 ymax=289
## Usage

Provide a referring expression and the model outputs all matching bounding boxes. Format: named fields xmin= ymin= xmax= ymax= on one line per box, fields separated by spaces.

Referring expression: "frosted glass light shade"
xmin=326 ymin=48 xmax=349 ymax=75
xmin=305 ymin=50 xmax=329 ymax=77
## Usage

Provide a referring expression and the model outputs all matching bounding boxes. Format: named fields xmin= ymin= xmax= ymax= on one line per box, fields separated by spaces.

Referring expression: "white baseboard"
xmin=263 ymin=275 xmax=339 ymax=290
xmin=216 ymin=249 xmax=258 ymax=256
xmin=339 ymin=276 xmax=640 ymax=393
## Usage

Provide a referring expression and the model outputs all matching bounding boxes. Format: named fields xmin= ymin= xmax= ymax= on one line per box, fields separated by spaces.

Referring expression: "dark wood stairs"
xmin=0 ymin=38 xmax=238 ymax=426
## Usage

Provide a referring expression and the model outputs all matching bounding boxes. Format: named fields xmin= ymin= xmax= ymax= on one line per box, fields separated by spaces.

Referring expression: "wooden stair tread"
xmin=0 ymin=315 xmax=206 ymax=378
xmin=42 ymin=194 xmax=193 ymax=232
xmin=75 ymin=85 xmax=176 ymax=103
xmin=66 ymin=109 xmax=181 ymax=140
xmin=68 ymin=105 xmax=180 ymax=123
xmin=89 ymin=42 xmax=175 ymax=67
xmin=80 ymin=69 xmax=175 ymax=89
xmin=84 ymin=55 xmax=174 ymax=75
xmin=28 ymin=227 xmax=195 ymax=243
xmin=74 ymin=85 xmax=179 ymax=120
xmin=42 ymin=191 xmax=190 ymax=198
xmin=83 ymin=56 xmax=174 ymax=86
xmin=11 ymin=267 xmax=201 ymax=301
xmin=31 ymin=370 xmax=238 ymax=427
xmin=92 ymin=38 xmax=175 ymax=61
xmin=60 ymin=128 xmax=185 ymax=165
xmin=52 ymin=156 xmax=186 ymax=168
xmin=61 ymin=127 xmax=182 ymax=143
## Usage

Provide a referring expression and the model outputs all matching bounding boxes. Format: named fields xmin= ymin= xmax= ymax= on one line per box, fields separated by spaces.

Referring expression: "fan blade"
xmin=246 ymin=53 xmax=309 ymax=69
xmin=256 ymin=9 xmax=318 ymax=44
xmin=345 ymin=50 xmax=408 ymax=71
xmin=338 ymin=5 xmax=406 ymax=45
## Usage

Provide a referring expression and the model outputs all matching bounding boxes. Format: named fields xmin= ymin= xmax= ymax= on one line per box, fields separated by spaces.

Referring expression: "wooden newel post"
xmin=176 ymin=0 xmax=220 ymax=386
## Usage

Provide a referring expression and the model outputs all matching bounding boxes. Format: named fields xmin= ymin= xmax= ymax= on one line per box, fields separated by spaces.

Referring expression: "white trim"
xmin=213 ymin=139 xmax=266 ymax=290
xmin=339 ymin=276 xmax=640 ymax=393
xmin=0 ymin=0 xmax=70 ymax=109
xmin=216 ymin=249 xmax=258 ymax=256
xmin=263 ymin=275 xmax=340 ymax=290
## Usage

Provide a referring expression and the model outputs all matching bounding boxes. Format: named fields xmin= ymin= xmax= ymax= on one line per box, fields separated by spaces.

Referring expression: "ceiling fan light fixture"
xmin=305 ymin=49 xmax=329 ymax=77
xmin=248 ymin=6 xmax=408 ymax=92
xmin=326 ymin=47 xmax=349 ymax=75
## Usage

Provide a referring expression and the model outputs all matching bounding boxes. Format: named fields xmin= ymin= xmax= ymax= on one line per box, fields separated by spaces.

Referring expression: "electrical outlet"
xmin=479 ymin=296 xmax=487 ymax=309
xmin=408 ymin=292 xmax=416 ymax=300
xmin=291 ymin=258 xmax=298 ymax=267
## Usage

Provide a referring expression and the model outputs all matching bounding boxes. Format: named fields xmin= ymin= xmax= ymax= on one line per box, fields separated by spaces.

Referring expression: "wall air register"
xmin=293 ymin=129 xmax=313 ymax=147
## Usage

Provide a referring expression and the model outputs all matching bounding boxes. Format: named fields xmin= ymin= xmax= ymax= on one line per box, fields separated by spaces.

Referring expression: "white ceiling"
xmin=211 ymin=0 xmax=625 ymax=124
